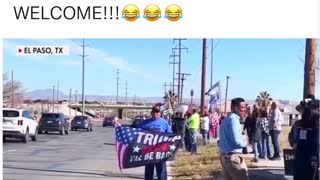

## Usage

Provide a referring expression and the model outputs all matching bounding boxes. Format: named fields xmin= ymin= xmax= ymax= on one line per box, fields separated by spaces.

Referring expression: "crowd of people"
xmin=171 ymin=107 xmax=223 ymax=155
xmin=115 ymin=94 xmax=318 ymax=180
xmin=243 ymin=101 xmax=283 ymax=162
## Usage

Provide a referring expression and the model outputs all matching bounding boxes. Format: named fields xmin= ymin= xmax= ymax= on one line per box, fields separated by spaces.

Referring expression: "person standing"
xmin=260 ymin=109 xmax=271 ymax=159
xmin=250 ymin=108 xmax=262 ymax=162
xmin=187 ymin=109 xmax=200 ymax=155
xmin=200 ymin=112 xmax=210 ymax=145
xmin=115 ymin=105 xmax=172 ymax=180
xmin=243 ymin=108 xmax=254 ymax=150
xmin=172 ymin=112 xmax=186 ymax=150
xmin=219 ymin=97 xmax=249 ymax=180
xmin=268 ymin=102 xmax=283 ymax=160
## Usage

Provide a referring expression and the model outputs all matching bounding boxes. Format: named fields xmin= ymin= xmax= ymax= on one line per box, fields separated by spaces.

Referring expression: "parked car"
xmin=103 ymin=116 xmax=115 ymax=127
xmin=3 ymin=108 xmax=39 ymax=143
xmin=71 ymin=116 xmax=93 ymax=131
xmin=38 ymin=113 xmax=69 ymax=135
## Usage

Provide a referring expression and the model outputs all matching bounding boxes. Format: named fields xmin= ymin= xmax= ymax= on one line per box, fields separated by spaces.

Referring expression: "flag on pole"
xmin=206 ymin=81 xmax=221 ymax=113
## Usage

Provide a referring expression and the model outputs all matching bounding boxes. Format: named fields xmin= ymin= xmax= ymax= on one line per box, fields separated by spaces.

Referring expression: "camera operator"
xmin=288 ymin=95 xmax=319 ymax=180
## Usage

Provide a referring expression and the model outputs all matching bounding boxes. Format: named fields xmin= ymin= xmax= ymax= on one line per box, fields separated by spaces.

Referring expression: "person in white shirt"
xmin=268 ymin=102 xmax=283 ymax=160
xmin=200 ymin=112 xmax=210 ymax=145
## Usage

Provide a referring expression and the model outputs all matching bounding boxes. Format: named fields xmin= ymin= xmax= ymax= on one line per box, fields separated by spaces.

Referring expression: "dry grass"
xmin=170 ymin=126 xmax=292 ymax=179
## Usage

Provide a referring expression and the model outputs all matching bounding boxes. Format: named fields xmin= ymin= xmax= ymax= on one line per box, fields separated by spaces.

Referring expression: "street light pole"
xmin=224 ymin=76 xmax=230 ymax=113
xmin=80 ymin=39 xmax=88 ymax=116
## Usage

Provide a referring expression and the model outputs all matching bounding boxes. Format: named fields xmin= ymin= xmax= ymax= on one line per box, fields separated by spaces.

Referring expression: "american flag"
xmin=115 ymin=126 xmax=139 ymax=169
xmin=160 ymin=101 xmax=173 ymax=116
xmin=210 ymin=111 xmax=221 ymax=128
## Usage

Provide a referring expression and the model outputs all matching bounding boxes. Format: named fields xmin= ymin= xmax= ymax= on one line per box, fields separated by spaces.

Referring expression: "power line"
xmin=169 ymin=51 xmax=179 ymax=93
xmin=116 ymin=69 xmax=120 ymax=103
xmin=177 ymin=73 xmax=191 ymax=103
xmin=79 ymin=38 xmax=89 ymax=116
xmin=173 ymin=38 xmax=188 ymax=104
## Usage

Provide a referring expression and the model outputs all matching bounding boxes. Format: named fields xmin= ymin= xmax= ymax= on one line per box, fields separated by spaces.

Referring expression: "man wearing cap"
xmin=138 ymin=105 xmax=172 ymax=180
xmin=115 ymin=105 xmax=172 ymax=180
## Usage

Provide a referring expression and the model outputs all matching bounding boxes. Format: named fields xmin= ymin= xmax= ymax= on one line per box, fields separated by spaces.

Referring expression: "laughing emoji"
xmin=122 ymin=4 xmax=140 ymax=22
xmin=143 ymin=4 xmax=161 ymax=22
xmin=165 ymin=4 xmax=182 ymax=22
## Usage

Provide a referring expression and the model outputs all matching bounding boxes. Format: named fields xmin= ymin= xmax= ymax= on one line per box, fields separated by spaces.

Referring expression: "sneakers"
xmin=270 ymin=156 xmax=281 ymax=160
xmin=250 ymin=158 xmax=258 ymax=163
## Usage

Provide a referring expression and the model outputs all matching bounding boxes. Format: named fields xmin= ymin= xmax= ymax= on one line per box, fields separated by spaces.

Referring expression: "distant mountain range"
xmin=24 ymin=89 xmax=298 ymax=106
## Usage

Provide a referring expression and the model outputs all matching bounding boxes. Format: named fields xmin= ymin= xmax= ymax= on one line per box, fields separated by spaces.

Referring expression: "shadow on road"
xmin=4 ymin=166 xmax=144 ymax=179
xmin=104 ymin=143 xmax=115 ymax=146
xmin=249 ymin=168 xmax=293 ymax=180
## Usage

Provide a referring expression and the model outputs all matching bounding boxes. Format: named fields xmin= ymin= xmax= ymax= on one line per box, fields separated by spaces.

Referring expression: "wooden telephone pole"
xmin=200 ymin=39 xmax=207 ymax=115
xmin=303 ymin=39 xmax=317 ymax=98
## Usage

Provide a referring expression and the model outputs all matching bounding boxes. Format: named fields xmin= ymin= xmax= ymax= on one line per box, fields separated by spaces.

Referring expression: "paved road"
xmin=3 ymin=121 xmax=144 ymax=180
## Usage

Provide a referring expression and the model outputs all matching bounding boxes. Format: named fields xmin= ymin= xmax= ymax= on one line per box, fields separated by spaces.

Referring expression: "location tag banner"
xmin=16 ymin=46 xmax=70 ymax=56
xmin=115 ymin=126 xmax=182 ymax=169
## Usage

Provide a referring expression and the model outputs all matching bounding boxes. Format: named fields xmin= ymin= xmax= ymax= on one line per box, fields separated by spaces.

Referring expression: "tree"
xmin=255 ymin=91 xmax=273 ymax=110
xmin=3 ymin=72 xmax=25 ymax=107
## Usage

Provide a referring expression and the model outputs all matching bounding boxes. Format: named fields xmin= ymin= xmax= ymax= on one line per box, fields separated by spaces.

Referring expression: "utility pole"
xmin=52 ymin=85 xmax=55 ymax=112
xmin=303 ymin=38 xmax=317 ymax=98
xmin=125 ymin=80 xmax=128 ymax=104
xmin=11 ymin=70 xmax=14 ymax=108
xmin=163 ymin=82 xmax=171 ymax=95
xmin=80 ymin=38 xmax=88 ymax=116
xmin=177 ymin=73 xmax=191 ymax=104
xmin=56 ymin=80 xmax=59 ymax=105
xmin=169 ymin=51 xmax=179 ymax=93
xmin=210 ymin=39 xmax=214 ymax=87
xmin=125 ymin=80 xmax=128 ymax=119
xmin=200 ymin=39 xmax=207 ymax=115
xmin=173 ymin=38 xmax=188 ymax=104
xmin=224 ymin=76 xmax=230 ymax=113
xmin=116 ymin=69 xmax=120 ymax=103
xmin=75 ymin=90 xmax=78 ymax=116
xmin=190 ymin=89 xmax=194 ymax=105
xmin=69 ymin=88 xmax=72 ymax=118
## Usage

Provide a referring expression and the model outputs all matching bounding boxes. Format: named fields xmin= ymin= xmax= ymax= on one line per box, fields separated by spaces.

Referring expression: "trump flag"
xmin=115 ymin=126 xmax=182 ymax=169
xmin=206 ymin=81 xmax=221 ymax=113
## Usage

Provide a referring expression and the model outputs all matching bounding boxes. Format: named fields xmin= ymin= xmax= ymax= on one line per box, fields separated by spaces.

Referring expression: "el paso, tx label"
xmin=17 ymin=46 xmax=69 ymax=56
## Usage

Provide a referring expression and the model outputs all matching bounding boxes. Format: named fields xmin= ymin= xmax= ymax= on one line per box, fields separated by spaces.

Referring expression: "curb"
xmin=167 ymin=161 xmax=174 ymax=180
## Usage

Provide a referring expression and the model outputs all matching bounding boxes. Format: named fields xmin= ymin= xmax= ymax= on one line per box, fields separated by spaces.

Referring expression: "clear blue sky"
xmin=3 ymin=38 xmax=319 ymax=101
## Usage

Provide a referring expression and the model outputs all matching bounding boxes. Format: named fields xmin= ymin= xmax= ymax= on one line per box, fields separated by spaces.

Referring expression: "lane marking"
xmin=3 ymin=149 xmax=17 ymax=154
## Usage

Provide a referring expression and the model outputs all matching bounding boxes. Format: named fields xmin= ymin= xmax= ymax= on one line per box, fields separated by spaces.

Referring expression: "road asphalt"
xmin=3 ymin=121 xmax=145 ymax=180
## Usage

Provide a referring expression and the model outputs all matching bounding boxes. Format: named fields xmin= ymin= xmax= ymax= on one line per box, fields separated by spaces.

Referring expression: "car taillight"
xmin=18 ymin=120 xmax=23 ymax=126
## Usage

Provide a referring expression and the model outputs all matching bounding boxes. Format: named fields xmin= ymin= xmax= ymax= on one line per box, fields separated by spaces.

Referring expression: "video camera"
xmin=299 ymin=96 xmax=320 ymax=111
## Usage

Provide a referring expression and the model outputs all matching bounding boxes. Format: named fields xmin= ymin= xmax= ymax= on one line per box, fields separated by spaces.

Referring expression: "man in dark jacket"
xmin=172 ymin=112 xmax=186 ymax=150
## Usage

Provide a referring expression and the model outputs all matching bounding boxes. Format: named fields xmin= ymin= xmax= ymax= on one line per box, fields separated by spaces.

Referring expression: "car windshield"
xmin=74 ymin=116 xmax=88 ymax=121
xmin=41 ymin=113 xmax=59 ymax=119
xmin=3 ymin=110 xmax=19 ymax=117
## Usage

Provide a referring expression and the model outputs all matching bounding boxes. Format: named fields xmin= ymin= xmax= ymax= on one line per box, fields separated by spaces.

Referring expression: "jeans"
xmin=260 ymin=132 xmax=271 ymax=158
xmin=201 ymin=129 xmax=209 ymax=145
xmin=145 ymin=162 xmax=167 ymax=180
xmin=184 ymin=128 xmax=191 ymax=152
xmin=270 ymin=130 xmax=281 ymax=157
xmin=189 ymin=128 xmax=197 ymax=153
xmin=253 ymin=141 xmax=262 ymax=159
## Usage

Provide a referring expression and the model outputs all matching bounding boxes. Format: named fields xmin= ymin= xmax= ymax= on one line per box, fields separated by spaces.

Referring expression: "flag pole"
xmin=120 ymin=169 xmax=123 ymax=180
xmin=219 ymin=81 xmax=222 ymax=112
